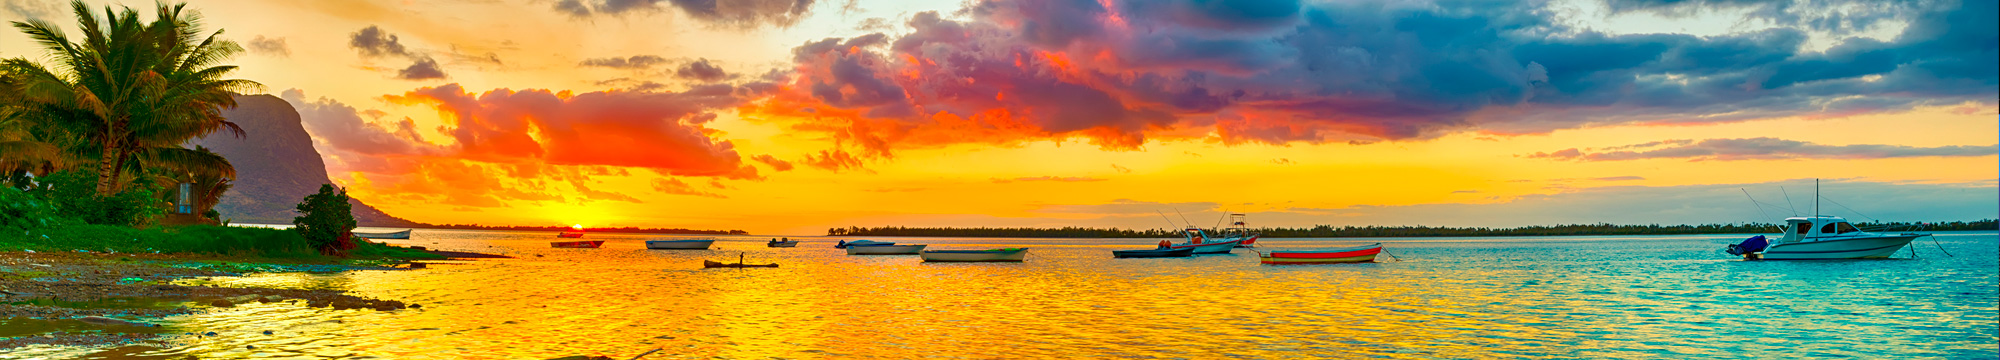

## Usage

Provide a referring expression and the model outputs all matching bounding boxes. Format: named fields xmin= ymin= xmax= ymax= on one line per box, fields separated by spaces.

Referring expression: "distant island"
xmin=826 ymin=220 xmax=1998 ymax=238
xmin=418 ymin=224 xmax=748 ymax=235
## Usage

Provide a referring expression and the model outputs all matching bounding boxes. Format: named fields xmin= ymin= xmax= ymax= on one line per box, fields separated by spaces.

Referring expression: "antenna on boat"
xmin=1211 ymin=210 xmax=1228 ymax=229
xmin=1778 ymin=186 xmax=1799 ymax=216
xmin=1173 ymin=208 xmax=1194 ymax=228
xmin=1155 ymin=211 xmax=1180 ymax=228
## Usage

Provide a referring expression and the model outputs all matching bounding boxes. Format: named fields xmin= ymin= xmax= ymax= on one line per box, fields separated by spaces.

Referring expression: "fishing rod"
xmin=1741 ymin=188 xmax=1780 ymax=232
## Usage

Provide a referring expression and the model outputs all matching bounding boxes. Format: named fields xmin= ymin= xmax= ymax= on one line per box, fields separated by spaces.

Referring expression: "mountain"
xmin=189 ymin=94 xmax=419 ymax=227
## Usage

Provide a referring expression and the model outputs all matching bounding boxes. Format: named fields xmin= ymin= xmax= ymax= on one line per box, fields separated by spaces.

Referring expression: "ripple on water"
xmin=15 ymin=231 xmax=1995 ymax=359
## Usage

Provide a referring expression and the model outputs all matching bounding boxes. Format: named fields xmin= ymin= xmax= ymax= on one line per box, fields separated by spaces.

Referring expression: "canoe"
xmin=921 ymin=248 xmax=1028 ymax=262
xmin=353 ymin=229 xmax=412 ymax=239
xmin=1234 ymin=235 xmax=1260 ymax=248
xmin=1258 ymin=243 xmax=1383 ymax=265
xmin=703 ymin=260 xmax=778 ymax=268
xmin=557 ymin=231 xmax=585 ymax=238
xmin=1112 ymin=248 xmax=1196 ymax=258
xmin=834 ymin=239 xmax=894 ymax=248
xmin=845 ymin=244 xmax=926 ymax=255
xmin=767 ymin=240 xmax=799 ymax=248
xmin=551 ymin=240 xmax=604 ymax=248
xmin=646 ymin=239 xmax=715 ymax=250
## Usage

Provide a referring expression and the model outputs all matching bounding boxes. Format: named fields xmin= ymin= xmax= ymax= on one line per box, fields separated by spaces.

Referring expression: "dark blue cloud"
xmin=773 ymin=0 xmax=1998 ymax=151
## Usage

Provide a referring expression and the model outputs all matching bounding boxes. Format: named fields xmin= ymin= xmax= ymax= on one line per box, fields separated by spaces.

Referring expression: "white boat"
xmin=1161 ymin=227 xmax=1240 ymax=254
xmin=1747 ymin=216 xmax=1924 ymax=260
xmin=834 ymin=239 xmax=894 ymax=248
xmin=921 ymin=248 xmax=1028 ymax=262
xmin=845 ymin=244 xmax=926 ymax=255
xmin=354 ymin=229 xmax=412 ymax=239
xmin=1725 ymin=180 xmax=1927 ymax=260
xmin=647 ymin=238 xmax=716 ymax=250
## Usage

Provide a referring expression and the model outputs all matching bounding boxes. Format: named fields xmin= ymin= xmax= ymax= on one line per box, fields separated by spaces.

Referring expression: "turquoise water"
xmin=11 ymin=231 xmax=1996 ymax=359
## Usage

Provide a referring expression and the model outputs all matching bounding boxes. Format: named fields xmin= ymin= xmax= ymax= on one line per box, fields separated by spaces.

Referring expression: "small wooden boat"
xmin=704 ymin=260 xmax=778 ymax=268
xmin=921 ymin=248 xmax=1029 ymax=262
xmin=767 ymin=238 xmax=799 ymax=247
xmin=557 ymin=231 xmax=585 ymax=238
xmin=704 ymin=253 xmax=777 ymax=268
xmin=1257 ymin=243 xmax=1383 ymax=265
xmin=646 ymin=238 xmax=716 ymax=249
xmin=834 ymin=239 xmax=894 ymax=248
xmin=353 ymin=229 xmax=412 ymax=239
xmin=845 ymin=244 xmax=926 ymax=255
xmin=551 ymin=240 xmax=605 ymax=248
xmin=1112 ymin=247 xmax=1196 ymax=258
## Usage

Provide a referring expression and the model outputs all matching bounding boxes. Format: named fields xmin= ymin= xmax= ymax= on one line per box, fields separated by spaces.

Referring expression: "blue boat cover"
xmin=1738 ymin=235 xmax=1768 ymax=253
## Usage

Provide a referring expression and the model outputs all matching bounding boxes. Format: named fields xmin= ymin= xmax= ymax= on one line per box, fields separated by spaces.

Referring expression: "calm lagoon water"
xmin=12 ymin=230 xmax=1997 ymax=359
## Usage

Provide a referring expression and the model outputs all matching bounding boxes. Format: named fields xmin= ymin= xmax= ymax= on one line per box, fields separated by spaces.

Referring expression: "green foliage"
xmin=0 ymin=185 xmax=74 ymax=231
xmin=29 ymin=169 xmax=164 ymax=226
xmin=0 ymin=224 xmax=314 ymax=257
xmin=292 ymin=184 xmax=356 ymax=255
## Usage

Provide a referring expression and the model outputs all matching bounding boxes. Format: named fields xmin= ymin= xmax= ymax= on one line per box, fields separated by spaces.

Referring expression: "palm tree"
xmin=4 ymin=1 xmax=259 ymax=196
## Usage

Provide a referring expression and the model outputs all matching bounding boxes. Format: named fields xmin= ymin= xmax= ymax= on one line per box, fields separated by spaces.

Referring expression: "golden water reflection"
xmin=20 ymin=231 xmax=1997 ymax=359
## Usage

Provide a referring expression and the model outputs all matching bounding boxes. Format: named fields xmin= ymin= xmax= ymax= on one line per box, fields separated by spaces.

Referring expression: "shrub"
xmin=293 ymin=184 xmax=357 ymax=256
xmin=29 ymin=170 xmax=165 ymax=226
xmin=0 ymin=186 xmax=76 ymax=231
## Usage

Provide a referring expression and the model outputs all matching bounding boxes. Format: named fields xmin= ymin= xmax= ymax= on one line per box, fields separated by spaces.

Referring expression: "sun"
xmin=571 ymin=224 xmax=584 ymax=230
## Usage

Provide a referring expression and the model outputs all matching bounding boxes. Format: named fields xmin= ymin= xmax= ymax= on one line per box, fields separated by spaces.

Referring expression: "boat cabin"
xmin=1777 ymin=216 xmax=1865 ymax=243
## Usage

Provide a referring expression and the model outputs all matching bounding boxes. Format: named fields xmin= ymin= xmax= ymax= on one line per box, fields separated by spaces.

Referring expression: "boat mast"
xmin=1813 ymin=179 xmax=1820 ymax=217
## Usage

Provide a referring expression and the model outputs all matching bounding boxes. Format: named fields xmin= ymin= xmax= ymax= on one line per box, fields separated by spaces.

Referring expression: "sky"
xmin=2 ymin=0 xmax=1993 ymax=234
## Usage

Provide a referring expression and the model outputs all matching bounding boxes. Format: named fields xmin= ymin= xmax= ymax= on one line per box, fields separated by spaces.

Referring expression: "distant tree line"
xmin=827 ymin=220 xmax=1997 ymax=238
xmin=421 ymin=224 xmax=748 ymax=235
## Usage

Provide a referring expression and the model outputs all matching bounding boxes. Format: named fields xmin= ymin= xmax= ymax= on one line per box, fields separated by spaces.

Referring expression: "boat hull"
xmin=1260 ymin=243 xmax=1382 ymax=265
xmin=703 ymin=260 xmax=778 ymax=268
xmin=557 ymin=232 xmax=585 ymax=238
xmin=767 ymin=241 xmax=799 ymax=248
xmin=354 ymin=229 xmax=412 ymax=239
xmin=921 ymin=249 xmax=1028 ymax=262
xmin=834 ymin=240 xmax=894 ymax=249
xmin=845 ymin=244 xmax=927 ymax=255
xmin=1112 ymin=248 xmax=1196 ymax=258
xmin=1761 ymin=235 xmax=1920 ymax=260
xmin=551 ymin=240 xmax=604 ymax=248
xmin=646 ymin=240 xmax=715 ymax=250
xmin=1168 ymin=239 xmax=1241 ymax=254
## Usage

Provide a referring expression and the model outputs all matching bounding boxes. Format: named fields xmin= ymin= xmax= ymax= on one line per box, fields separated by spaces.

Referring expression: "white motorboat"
xmin=834 ymin=239 xmax=894 ymax=248
xmin=845 ymin=244 xmax=926 ymax=255
xmin=1163 ymin=227 xmax=1241 ymax=254
xmin=1734 ymin=216 xmax=1924 ymax=260
xmin=647 ymin=238 xmax=716 ymax=250
xmin=1725 ymin=180 xmax=1927 ymax=260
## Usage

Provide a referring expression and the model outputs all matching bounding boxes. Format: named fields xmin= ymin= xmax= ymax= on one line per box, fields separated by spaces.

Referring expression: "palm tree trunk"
xmin=95 ymin=138 xmax=120 ymax=195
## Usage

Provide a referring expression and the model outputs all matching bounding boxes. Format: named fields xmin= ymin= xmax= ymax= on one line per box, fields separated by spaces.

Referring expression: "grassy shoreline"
xmin=0 ymin=224 xmax=489 ymax=351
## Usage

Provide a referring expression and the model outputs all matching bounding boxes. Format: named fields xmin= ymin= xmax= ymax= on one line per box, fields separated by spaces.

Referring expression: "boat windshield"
xmin=1795 ymin=224 xmax=1810 ymax=235
xmin=1836 ymin=222 xmax=1860 ymax=234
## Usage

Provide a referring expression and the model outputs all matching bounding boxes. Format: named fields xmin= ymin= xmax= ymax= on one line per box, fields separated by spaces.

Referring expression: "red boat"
xmin=557 ymin=231 xmax=584 ymax=238
xmin=1257 ymin=243 xmax=1382 ymax=265
xmin=551 ymin=240 xmax=604 ymax=248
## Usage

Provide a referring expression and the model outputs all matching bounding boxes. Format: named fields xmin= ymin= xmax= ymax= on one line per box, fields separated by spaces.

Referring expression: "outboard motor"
xmin=1726 ymin=235 xmax=1768 ymax=258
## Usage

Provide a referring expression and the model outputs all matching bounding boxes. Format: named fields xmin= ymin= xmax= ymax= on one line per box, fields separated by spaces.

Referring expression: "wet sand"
xmin=0 ymin=250 xmax=499 ymax=349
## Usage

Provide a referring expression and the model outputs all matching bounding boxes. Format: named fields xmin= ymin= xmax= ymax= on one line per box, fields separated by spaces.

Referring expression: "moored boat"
xmin=646 ymin=238 xmax=716 ymax=250
xmin=834 ymin=239 xmax=894 ymax=248
xmin=1723 ymin=180 xmax=1928 ymax=260
xmin=551 ymin=240 xmax=605 ymax=248
xmin=1111 ymin=247 xmax=1196 ymax=258
xmin=921 ymin=248 xmax=1029 ymax=262
xmin=768 ymin=238 xmax=800 ymax=247
xmin=353 ymin=229 xmax=412 ymax=239
xmin=1257 ymin=243 xmax=1383 ymax=265
xmin=845 ymin=244 xmax=926 ymax=255
xmin=703 ymin=260 xmax=779 ymax=268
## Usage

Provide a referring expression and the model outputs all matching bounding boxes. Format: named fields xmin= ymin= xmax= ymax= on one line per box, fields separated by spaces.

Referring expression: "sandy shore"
xmin=0 ymin=250 xmax=497 ymax=349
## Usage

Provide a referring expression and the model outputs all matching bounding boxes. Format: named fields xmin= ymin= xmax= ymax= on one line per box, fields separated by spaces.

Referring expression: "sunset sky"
xmin=5 ymin=0 xmax=1993 ymax=234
